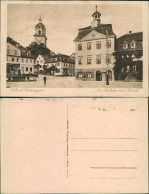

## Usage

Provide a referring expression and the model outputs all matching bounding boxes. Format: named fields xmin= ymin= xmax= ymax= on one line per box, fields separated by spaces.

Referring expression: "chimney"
xmin=129 ymin=31 xmax=132 ymax=34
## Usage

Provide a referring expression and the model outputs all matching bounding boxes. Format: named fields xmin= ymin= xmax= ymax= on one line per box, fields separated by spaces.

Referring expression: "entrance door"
xmin=96 ymin=71 xmax=102 ymax=81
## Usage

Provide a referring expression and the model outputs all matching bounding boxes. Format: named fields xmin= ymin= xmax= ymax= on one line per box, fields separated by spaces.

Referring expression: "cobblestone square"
xmin=7 ymin=75 xmax=143 ymax=88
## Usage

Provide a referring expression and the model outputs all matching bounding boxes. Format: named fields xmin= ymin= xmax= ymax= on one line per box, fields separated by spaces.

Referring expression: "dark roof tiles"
xmin=117 ymin=32 xmax=143 ymax=43
xmin=74 ymin=24 xmax=115 ymax=41
xmin=35 ymin=23 xmax=46 ymax=29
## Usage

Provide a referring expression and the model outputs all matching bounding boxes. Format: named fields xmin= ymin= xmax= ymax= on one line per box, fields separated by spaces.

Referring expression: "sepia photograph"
xmin=5 ymin=3 xmax=145 ymax=88
xmin=0 ymin=1 xmax=148 ymax=97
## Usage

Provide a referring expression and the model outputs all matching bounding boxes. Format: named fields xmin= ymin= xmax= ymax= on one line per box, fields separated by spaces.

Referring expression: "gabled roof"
xmin=7 ymin=37 xmax=26 ymax=51
xmin=117 ymin=32 xmax=143 ymax=43
xmin=74 ymin=24 xmax=115 ymax=41
xmin=36 ymin=54 xmax=50 ymax=60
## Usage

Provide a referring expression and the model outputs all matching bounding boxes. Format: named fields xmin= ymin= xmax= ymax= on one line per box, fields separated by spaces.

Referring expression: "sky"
xmin=7 ymin=3 xmax=143 ymax=55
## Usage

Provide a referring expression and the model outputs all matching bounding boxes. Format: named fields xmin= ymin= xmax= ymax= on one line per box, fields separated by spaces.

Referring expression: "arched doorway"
xmin=106 ymin=70 xmax=112 ymax=81
xmin=96 ymin=71 xmax=102 ymax=81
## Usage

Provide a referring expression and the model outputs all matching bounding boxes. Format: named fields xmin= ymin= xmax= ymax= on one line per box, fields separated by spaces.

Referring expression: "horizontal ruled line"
xmin=72 ymin=150 xmax=138 ymax=152
xmin=71 ymin=137 xmax=137 ymax=140
xmin=90 ymin=178 xmax=137 ymax=180
xmin=90 ymin=167 xmax=137 ymax=169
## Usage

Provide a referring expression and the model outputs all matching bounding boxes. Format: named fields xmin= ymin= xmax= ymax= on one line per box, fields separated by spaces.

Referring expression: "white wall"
xmin=75 ymin=37 xmax=115 ymax=70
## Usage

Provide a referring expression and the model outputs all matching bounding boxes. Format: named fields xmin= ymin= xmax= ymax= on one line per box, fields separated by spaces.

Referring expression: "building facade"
xmin=35 ymin=54 xmax=48 ymax=67
xmin=33 ymin=17 xmax=47 ymax=46
xmin=7 ymin=37 xmax=35 ymax=76
xmin=74 ymin=7 xmax=116 ymax=81
xmin=45 ymin=54 xmax=75 ymax=76
xmin=114 ymin=32 xmax=143 ymax=81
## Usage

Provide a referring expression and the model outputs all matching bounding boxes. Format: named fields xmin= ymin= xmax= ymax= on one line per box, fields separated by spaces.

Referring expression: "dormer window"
xmin=131 ymin=41 xmax=136 ymax=48
xmin=123 ymin=42 xmax=128 ymax=49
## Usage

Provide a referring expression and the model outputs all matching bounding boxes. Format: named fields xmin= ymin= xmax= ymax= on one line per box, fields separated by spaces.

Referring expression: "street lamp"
xmin=106 ymin=29 xmax=109 ymax=85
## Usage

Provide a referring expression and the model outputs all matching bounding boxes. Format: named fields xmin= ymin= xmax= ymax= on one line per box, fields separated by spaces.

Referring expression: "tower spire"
xmin=39 ymin=16 xmax=42 ymax=23
xmin=96 ymin=5 xmax=97 ymax=12
xmin=91 ymin=6 xmax=101 ymax=27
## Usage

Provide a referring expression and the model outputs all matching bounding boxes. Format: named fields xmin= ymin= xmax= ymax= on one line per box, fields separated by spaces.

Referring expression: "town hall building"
xmin=74 ymin=6 xmax=116 ymax=81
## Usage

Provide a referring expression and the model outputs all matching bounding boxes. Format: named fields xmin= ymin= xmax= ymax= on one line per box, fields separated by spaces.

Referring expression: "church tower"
xmin=91 ymin=6 xmax=101 ymax=28
xmin=34 ymin=16 xmax=47 ymax=46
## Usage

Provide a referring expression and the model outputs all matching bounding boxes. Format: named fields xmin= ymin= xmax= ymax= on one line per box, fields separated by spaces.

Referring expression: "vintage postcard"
xmin=1 ymin=98 xmax=148 ymax=193
xmin=0 ymin=1 xmax=148 ymax=97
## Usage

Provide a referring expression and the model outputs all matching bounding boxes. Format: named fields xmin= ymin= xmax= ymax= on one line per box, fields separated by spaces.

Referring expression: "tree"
xmin=26 ymin=42 xmax=54 ymax=59
xmin=49 ymin=65 xmax=58 ymax=76
xmin=34 ymin=64 xmax=41 ymax=69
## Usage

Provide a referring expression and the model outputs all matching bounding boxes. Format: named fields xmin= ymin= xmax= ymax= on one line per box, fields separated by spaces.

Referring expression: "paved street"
xmin=7 ymin=74 xmax=142 ymax=88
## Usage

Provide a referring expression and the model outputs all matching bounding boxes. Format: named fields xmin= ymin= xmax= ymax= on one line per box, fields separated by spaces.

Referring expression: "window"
xmin=38 ymin=30 xmax=41 ymax=35
xmin=96 ymin=56 xmax=101 ymax=64
xmin=106 ymin=55 xmax=111 ymax=64
xmin=106 ymin=40 xmax=111 ymax=48
xmin=79 ymin=72 xmax=83 ymax=78
xmin=126 ymin=65 xmax=130 ymax=72
xmin=123 ymin=42 xmax=128 ymax=49
xmin=56 ymin=69 xmax=60 ymax=73
xmin=78 ymin=57 xmax=82 ymax=65
xmin=12 ymin=58 xmax=15 ymax=62
xmin=17 ymin=58 xmax=19 ymax=62
xmin=87 ymin=56 xmax=91 ymax=65
xmin=96 ymin=41 xmax=101 ymax=49
xmin=37 ymin=60 xmax=39 ymax=64
xmin=22 ymin=58 xmax=24 ymax=62
xmin=87 ymin=42 xmax=91 ymax=50
xmin=30 ymin=59 xmax=32 ymax=63
xmin=26 ymin=67 xmax=28 ymax=72
xmin=26 ymin=59 xmax=28 ymax=63
xmin=40 ymin=60 xmax=43 ymax=63
xmin=78 ymin=43 xmax=82 ymax=51
xmin=57 ymin=63 xmax=60 ymax=66
xmin=88 ymin=72 xmax=92 ymax=78
xmin=30 ymin=67 xmax=32 ymax=72
xmin=131 ymin=41 xmax=136 ymax=48
xmin=132 ymin=65 xmax=136 ymax=72
xmin=15 ymin=50 xmax=18 ymax=55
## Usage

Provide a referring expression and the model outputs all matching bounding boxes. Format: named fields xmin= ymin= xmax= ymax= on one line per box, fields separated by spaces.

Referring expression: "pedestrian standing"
xmin=43 ymin=76 xmax=47 ymax=86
